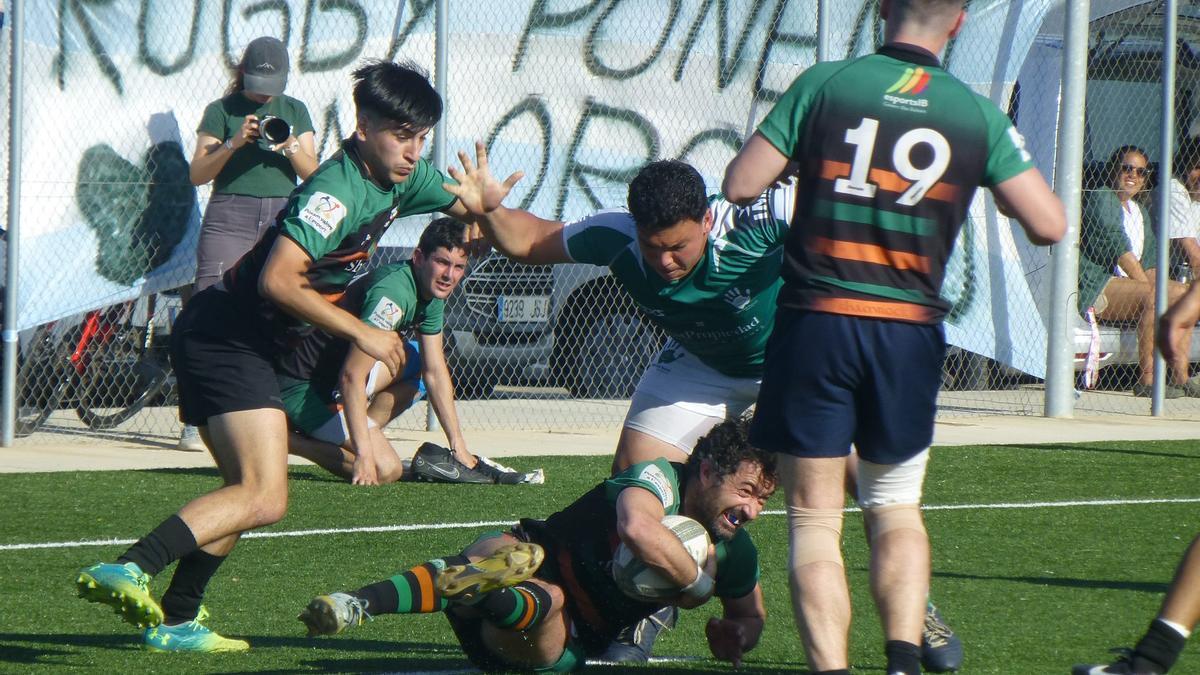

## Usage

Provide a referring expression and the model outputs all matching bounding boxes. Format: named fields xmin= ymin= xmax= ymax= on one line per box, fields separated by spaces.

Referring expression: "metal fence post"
xmin=427 ymin=0 xmax=449 ymax=433
xmin=1045 ymin=0 xmax=1089 ymax=418
xmin=817 ymin=0 xmax=831 ymax=63
xmin=1152 ymin=0 xmax=1178 ymax=416
xmin=2 ymin=0 xmax=23 ymax=446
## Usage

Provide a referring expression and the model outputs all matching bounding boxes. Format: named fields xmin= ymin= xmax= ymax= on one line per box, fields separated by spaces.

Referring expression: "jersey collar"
xmin=878 ymin=42 xmax=941 ymax=68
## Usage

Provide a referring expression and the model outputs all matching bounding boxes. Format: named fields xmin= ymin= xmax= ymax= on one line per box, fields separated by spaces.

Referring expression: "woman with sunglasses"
xmin=1079 ymin=145 xmax=1197 ymax=397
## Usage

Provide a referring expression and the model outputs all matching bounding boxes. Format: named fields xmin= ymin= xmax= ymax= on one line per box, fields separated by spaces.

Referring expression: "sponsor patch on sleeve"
xmin=637 ymin=463 xmax=675 ymax=509
xmin=298 ymin=192 xmax=348 ymax=239
xmin=367 ymin=297 xmax=404 ymax=330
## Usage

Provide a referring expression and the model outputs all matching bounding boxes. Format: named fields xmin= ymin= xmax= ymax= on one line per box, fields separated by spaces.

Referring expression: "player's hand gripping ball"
xmin=612 ymin=515 xmax=712 ymax=601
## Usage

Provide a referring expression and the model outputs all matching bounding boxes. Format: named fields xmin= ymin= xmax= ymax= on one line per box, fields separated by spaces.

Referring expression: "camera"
xmin=258 ymin=115 xmax=291 ymax=150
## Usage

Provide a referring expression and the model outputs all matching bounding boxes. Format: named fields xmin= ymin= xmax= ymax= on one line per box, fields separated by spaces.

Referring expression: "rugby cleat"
xmin=921 ymin=602 xmax=964 ymax=672
xmin=1073 ymin=648 xmax=1165 ymax=675
xmin=143 ymin=606 xmax=249 ymax=652
xmin=298 ymin=592 xmax=371 ymax=637
xmin=76 ymin=561 xmax=164 ymax=628
xmin=435 ymin=543 xmax=544 ymax=603
xmin=411 ymin=443 xmax=494 ymax=484
xmin=598 ymin=605 xmax=678 ymax=662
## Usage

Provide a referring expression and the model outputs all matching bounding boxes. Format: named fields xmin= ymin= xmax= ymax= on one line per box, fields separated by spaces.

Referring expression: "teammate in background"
xmin=75 ymin=60 xmax=502 ymax=652
xmin=1072 ymin=285 xmax=1200 ymax=675
xmin=281 ymin=216 xmax=489 ymax=485
xmin=721 ymin=1 xmax=1066 ymax=673
xmin=181 ymin=36 xmax=319 ymax=451
xmin=298 ymin=418 xmax=775 ymax=671
xmin=443 ymin=150 xmax=963 ymax=669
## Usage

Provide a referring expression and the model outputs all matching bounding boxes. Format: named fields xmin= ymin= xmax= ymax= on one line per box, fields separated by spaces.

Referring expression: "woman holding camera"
xmin=182 ymin=36 xmax=317 ymax=449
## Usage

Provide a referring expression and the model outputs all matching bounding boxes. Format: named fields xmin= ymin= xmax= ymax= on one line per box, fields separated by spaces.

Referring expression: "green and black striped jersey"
xmin=758 ymin=44 xmax=1033 ymax=324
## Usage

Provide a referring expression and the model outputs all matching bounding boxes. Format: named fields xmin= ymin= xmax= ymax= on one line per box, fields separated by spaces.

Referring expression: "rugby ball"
xmin=612 ymin=515 xmax=712 ymax=601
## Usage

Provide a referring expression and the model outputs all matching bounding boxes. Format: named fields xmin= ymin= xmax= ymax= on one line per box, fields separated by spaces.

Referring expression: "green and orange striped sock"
xmin=355 ymin=555 xmax=470 ymax=615
xmin=472 ymin=581 xmax=553 ymax=631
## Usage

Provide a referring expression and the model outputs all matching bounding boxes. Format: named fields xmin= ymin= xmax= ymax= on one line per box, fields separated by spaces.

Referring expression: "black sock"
xmin=885 ymin=639 xmax=922 ymax=675
xmin=358 ymin=554 xmax=471 ymax=615
xmin=159 ymin=550 xmax=225 ymax=624
xmin=1132 ymin=619 xmax=1188 ymax=674
xmin=472 ymin=581 xmax=553 ymax=631
xmin=118 ymin=515 xmax=198 ymax=577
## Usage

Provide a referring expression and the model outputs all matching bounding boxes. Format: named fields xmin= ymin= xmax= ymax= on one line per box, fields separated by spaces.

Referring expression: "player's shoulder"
xmin=567 ymin=208 xmax=637 ymax=235
xmin=610 ymin=459 xmax=682 ymax=509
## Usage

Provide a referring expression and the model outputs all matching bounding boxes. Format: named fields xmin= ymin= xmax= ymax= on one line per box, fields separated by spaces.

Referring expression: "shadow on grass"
xmin=1021 ymin=443 xmax=1200 ymax=460
xmin=931 ymin=569 xmax=1170 ymax=594
xmin=139 ymin=466 xmax=345 ymax=484
xmin=0 ymin=634 xmax=139 ymax=664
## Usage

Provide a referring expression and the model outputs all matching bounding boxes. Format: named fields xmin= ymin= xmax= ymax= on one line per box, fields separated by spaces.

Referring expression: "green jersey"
xmin=532 ymin=459 xmax=760 ymax=647
xmin=758 ymin=44 xmax=1033 ymax=324
xmin=224 ymin=138 xmax=456 ymax=347
xmin=275 ymin=261 xmax=444 ymax=388
xmin=197 ymin=92 xmax=315 ymax=197
xmin=562 ymin=185 xmax=792 ymax=378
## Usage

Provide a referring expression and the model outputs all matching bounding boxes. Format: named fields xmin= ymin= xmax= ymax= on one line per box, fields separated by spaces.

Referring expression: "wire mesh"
xmin=12 ymin=1 xmax=1200 ymax=447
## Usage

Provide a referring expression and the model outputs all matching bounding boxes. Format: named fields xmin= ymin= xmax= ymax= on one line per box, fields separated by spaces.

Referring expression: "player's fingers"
xmin=502 ymin=171 xmax=525 ymax=190
xmin=475 ymin=140 xmax=489 ymax=171
xmin=457 ymin=148 xmax=475 ymax=174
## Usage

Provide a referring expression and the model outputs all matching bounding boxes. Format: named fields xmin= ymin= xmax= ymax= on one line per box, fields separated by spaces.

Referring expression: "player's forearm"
xmin=339 ymin=368 xmax=373 ymax=459
xmin=422 ymin=365 xmax=470 ymax=463
xmin=480 ymin=206 xmax=558 ymax=262
xmin=260 ymin=272 xmax=365 ymax=343
xmin=618 ymin=517 xmax=699 ymax=587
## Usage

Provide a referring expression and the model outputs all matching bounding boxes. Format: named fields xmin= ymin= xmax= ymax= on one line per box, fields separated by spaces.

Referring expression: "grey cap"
xmin=242 ymin=36 xmax=288 ymax=96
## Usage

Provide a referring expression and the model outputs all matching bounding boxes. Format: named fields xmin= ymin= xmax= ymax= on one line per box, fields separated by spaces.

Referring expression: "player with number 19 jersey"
xmin=758 ymin=44 xmax=1033 ymax=324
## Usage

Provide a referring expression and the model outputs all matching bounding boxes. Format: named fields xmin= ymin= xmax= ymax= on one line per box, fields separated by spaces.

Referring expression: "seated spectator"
xmin=1161 ymin=136 xmax=1200 ymax=278
xmin=1078 ymin=145 xmax=1197 ymax=398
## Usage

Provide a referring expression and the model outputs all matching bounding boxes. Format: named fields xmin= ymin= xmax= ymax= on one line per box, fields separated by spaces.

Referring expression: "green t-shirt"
xmin=562 ymin=184 xmax=791 ymax=378
xmin=197 ymin=92 xmax=315 ymax=197
xmin=757 ymin=44 xmax=1034 ymax=324
xmin=275 ymin=260 xmax=444 ymax=387
xmin=224 ymin=139 xmax=457 ymax=345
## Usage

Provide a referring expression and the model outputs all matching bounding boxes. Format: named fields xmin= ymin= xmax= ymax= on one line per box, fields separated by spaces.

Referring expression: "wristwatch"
xmin=283 ymin=141 xmax=300 ymax=157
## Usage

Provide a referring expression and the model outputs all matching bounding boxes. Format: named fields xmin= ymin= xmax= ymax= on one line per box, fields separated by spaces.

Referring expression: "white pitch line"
xmin=5 ymin=498 xmax=1199 ymax=553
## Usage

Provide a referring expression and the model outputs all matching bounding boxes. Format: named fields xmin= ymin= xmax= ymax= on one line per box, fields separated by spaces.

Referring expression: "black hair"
xmin=1174 ymin=137 xmax=1200 ymax=179
xmin=418 ymin=217 xmax=467 ymax=256
xmin=684 ymin=418 xmax=777 ymax=492
xmin=1106 ymin=144 xmax=1150 ymax=182
xmin=352 ymin=60 xmax=442 ymax=131
xmin=626 ymin=160 xmax=709 ymax=233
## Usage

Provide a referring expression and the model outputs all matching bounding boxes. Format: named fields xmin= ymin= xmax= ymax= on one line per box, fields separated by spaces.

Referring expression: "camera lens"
xmin=261 ymin=116 xmax=290 ymax=144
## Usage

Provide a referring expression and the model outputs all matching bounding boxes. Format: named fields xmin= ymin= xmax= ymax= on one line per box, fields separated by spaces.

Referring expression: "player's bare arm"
xmin=722 ymin=132 xmax=792 ymax=206
xmin=708 ymin=584 xmax=767 ymax=667
xmin=444 ymin=141 xmax=572 ymax=264
xmin=990 ymin=168 xmax=1066 ymax=245
xmin=338 ymin=345 xmax=382 ymax=485
xmin=417 ymin=330 xmax=475 ymax=467
xmin=1159 ymin=281 xmax=1200 ymax=362
xmin=259 ymin=236 xmax=405 ymax=376
xmin=615 ymin=487 xmax=711 ymax=608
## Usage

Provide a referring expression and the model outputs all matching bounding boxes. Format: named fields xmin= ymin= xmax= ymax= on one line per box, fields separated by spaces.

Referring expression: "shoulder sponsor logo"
xmin=883 ymin=66 xmax=930 ymax=110
xmin=299 ymin=192 xmax=347 ymax=239
xmin=368 ymin=296 xmax=404 ymax=329
xmin=638 ymin=463 xmax=676 ymax=509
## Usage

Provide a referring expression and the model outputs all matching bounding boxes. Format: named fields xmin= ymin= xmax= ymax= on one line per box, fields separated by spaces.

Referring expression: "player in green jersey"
xmin=722 ymin=1 xmax=1066 ymax=673
xmin=74 ymin=61 xmax=511 ymax=651
xmin=298 ymin=418 xmax=776 ymax=671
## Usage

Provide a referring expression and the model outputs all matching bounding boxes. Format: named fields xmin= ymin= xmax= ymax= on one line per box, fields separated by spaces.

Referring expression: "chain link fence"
xmin=9 ymin=1 xmax=1200 ymax=446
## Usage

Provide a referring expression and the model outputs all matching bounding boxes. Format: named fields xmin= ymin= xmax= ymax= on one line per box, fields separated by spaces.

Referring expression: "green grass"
xmin=2 ymin=440 xmax=1199 ymax=673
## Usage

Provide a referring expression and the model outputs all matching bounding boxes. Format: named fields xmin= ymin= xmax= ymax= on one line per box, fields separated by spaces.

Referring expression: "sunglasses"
xmin=1120 ymin=164 xmax=1150 ymax=177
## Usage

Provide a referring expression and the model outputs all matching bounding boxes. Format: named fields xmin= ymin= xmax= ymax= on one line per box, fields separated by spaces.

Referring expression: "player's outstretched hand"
xmin=444 ymin=141 xmax=524 ymax=216
xmin=705 ymin=616 xmax=748 ymax=668
xmin=355 ymin=326 xmax=405 ymax=378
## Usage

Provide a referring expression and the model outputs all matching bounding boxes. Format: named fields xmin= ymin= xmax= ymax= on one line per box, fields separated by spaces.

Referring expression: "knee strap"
xmin=787 ymin=506 xmax=844 ymax=567
xmin=864 ymin=503 xmax=926 ymax=542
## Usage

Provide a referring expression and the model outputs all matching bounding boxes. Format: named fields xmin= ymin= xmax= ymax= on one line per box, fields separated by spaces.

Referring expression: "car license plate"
xmin=497 ymin=295 xmax=549 ymax=323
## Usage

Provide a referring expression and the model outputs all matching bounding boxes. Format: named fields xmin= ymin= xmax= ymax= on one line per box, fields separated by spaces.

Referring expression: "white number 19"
xmin=833 ymin=117 xmax=951 ymax=207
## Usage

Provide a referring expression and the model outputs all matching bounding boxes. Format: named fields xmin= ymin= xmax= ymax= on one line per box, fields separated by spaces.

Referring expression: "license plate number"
xmin=497 ymin=295 xmax=549 ymax=323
